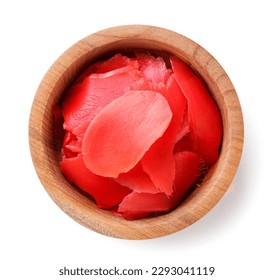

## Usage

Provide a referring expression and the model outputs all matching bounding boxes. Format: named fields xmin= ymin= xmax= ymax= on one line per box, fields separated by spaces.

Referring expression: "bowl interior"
xmin=29 ymin=25 xmax=244 ymax=239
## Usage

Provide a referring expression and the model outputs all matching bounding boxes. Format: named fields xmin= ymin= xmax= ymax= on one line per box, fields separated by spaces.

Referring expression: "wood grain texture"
xmin=29 ymin=25 xmax=244 ymax=239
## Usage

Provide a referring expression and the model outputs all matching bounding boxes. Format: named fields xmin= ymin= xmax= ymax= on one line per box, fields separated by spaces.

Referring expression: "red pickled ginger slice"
xmin=117 ymin=191 xmax=170 ymax=220
xmin=135 ymin=54 xmax=172 ymax=89
xmin=115 ymin=162 xmax=159 ymax=194
xmin=170 ymin=56 xmax=222 ymax=165
xmin=60 ymin=155 xmax=131 ymax=209
xmin=82 ymin=90 xmax=172 ymax=178
xmin=141 ymin=75 xmax=188 ymax=195
xmin=168 ymin=151 xmax=201 ymax=209
xmin=62 ymin=130 xmax=81 ymax=158
xmin=62 ymin=65 xmax=143 ymax=138
xmin=72 ymin=60 xmax=103 ymax=85
xmin=116 ymin=151 xmax=200 ymax=220
xmin=95 ymin=53 xmax=137 ymax=74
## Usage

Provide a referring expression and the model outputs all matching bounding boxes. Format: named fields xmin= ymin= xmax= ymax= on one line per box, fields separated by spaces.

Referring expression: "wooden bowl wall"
xmin=29 ymin=25 xmax=244 ymax=239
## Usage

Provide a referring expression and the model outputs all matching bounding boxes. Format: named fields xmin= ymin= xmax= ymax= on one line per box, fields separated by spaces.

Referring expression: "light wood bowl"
xmin=29 ymin=25 xmax=244 ymax=239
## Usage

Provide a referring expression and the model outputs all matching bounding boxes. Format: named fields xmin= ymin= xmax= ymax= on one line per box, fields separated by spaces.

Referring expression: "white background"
xmin=1 ymin=0 xmax=273 ymax=279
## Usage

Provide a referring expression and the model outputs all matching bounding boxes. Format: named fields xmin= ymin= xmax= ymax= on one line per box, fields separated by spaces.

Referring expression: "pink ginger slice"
xmin=170 ymin=56 xmax=223 ymax=165
xmin=82 ymin=90 xmax=172 ymax=178
xmin=116 ymin=151 xmax=200 ymax=220
xmin=168 ymin=151 xmax=201 ymax=209
xmin=141 ymin=75 xmax=188 ymax=195
xmin=62 ymin=130 xmax=82 ymax=158
xmin=135 ymin=54 xmax=172 ymax=88
xmin=117 ymin=191 xmax=170 ymax=220
xmin=60 ymin=155 xmax=131 ymax=209
xmin=115 ymin=162 xmax=159 ymax=194
xmin=95 ymin=53 xmax=137 ymax=74
xmin=62 ymin=64 xmax=142 ymax=138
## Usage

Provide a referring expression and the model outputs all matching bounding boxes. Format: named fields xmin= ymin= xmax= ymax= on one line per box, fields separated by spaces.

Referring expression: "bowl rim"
xmin=29 ymin=24 xmax=244 ymax=240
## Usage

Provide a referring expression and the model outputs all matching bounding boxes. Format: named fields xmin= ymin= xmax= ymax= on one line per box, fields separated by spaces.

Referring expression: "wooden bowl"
xmin=29 ymin=25 xmax=244 ymax=239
